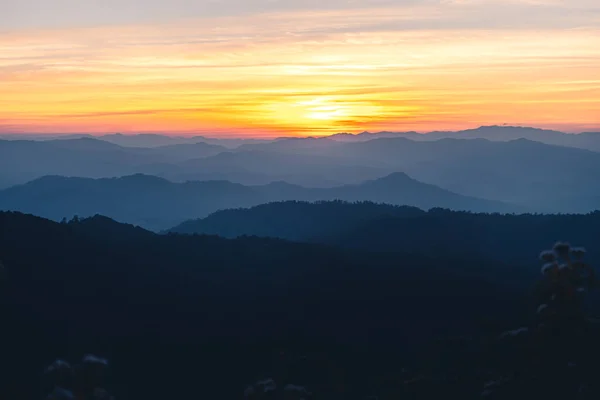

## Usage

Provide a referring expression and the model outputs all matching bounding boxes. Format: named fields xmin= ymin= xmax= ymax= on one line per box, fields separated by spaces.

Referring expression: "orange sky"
xmin=1 ymin=1 xmax=599 ymax=137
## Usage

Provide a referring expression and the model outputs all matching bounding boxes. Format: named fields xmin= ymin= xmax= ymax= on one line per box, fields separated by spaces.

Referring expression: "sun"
xmin=299 ymin=98 xmax=348 ymax=121
xmin=306 ymin=107 xmax=347 ymax=120
xmin=258 ymin=96 xmax=382 ymax=134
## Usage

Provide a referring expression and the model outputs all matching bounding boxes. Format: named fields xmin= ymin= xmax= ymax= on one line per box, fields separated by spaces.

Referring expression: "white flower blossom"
xmin=553 ymin=242 xmax=571 ymax=257
xmin=571 ymin=247 xmax=587 ymax=259
xmin=541 ymin=262 xmax=558 ymax=275
xmin=539 ymin=250 xmax=556 ymax=263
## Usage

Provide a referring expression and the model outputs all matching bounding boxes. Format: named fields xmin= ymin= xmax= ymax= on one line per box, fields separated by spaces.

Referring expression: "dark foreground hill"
xmin=2 ymin=212 xmax=600 ymax=399
xmin=170 ymin=201 xmax=426 ymax=240
xmin=0 ymin=173 xmax=517 ymax=231
xmin=169 ymin=201 xmax=600 ymax=265
xmin=0 ymin=211 xmax=526 ymax=400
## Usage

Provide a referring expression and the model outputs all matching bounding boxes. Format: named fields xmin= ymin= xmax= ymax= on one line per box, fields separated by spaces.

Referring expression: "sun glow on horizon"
xmin=1 ymin=2 xmax=599 ymax=137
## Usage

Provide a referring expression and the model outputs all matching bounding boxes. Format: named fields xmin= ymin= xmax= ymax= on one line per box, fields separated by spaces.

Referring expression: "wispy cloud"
xmin=1 ymin=1 xmax=599 ymax=135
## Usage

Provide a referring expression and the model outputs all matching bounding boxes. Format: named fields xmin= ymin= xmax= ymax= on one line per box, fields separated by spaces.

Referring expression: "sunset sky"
xmin=1 ymin=0 xmax=599 ymax=137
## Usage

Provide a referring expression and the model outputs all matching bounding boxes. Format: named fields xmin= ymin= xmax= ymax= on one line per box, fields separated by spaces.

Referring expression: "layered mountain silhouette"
xmin=327 ymin=126 xmax=600 ymax=152
xmin=6 ymin=125 xmax=598 ymax=150
xmin=0 ymin=137 xmax=392 ymax=189
xmin=0 ymin=211 xmax=524 ymax=399
xmin=160 ymin=150 xmax=393 ymax=187
xmin=235 ymin=137 xmax=600 ymax=211
xmin=0 ymin=137 xmax=228 ymax=188
xmin=0 ymin=173 xmax=517 ymax=231
xmin=97 ymin=133 xmax=271 ymax=148
xmin=170 ymin=200 xmax=600 ymax=266
xmin=3 ymin=131 xmax=600 ymax=212
xmin=169 ymin=201 xmax=427 ymax=240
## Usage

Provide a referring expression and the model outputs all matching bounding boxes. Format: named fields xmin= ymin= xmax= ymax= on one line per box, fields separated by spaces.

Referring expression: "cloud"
xmin=1 ymin=0 xmax=415 ymax=30
xmin=1 ymin=1 xmax=599 ymax=135
xmin=2 ymin=0 xmax=599 ymax=31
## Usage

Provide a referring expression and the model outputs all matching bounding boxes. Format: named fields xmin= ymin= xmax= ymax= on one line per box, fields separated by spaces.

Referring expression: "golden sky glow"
xmin=1 ymin=1 xmax=599 ymax=137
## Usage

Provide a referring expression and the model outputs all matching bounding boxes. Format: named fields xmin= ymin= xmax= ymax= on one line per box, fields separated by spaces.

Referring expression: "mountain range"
xmin=327 ymin=125 xmax=600 ymax=151
xmin=3 ymin=128 xmax=600 ymax=213
xmin=0 ymin=173 xmax=515 ymax=231
xmin=0 ymin=137 xmax=391 ymax=189
xmin=232 ymin=137 xmax=600 ymax=211
xmin=169 ymin=200 xmax=600 ymax=266
xmin=4 ymin=125 xmax=600 ymax=150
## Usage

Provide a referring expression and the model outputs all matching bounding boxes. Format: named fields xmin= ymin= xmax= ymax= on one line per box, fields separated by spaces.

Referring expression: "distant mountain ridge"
xmin=326 ymin=125 xmax=600 ymax=152
xmin=3 ymin=129 xmax=600 ymax=212
xmin=0 ymin=137 xmax=392 ymax=189
xmin=0 ymin=132 xmax=274 ymax=148
xmin=4 ymin=125 xmax=599 ymax=150
xmin=235 ymin=136 xmax=600 ymax=212
xmin=0 ymin=172 xmax=518 ymax=231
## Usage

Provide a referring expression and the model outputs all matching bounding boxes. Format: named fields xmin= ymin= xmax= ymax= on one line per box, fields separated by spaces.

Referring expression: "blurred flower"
xmin=244 ymin=378 xmax=278 ymax=398
xmin=539 ymin=250 xmax=557 ymax=263
xmin=553 ymin=242 xmax=571 ymax=257
xmin=45 ymin=360 xmax=72 ymax=374
xmin=571 ymin=247 xmax=587 ymax=259
xmin=257 ymin=378 xmax=277 ymax=392
xmin=43 ymin=359 xmax=73 ymax=394
xmin=541 ymin=262 xmax=558 ymax=275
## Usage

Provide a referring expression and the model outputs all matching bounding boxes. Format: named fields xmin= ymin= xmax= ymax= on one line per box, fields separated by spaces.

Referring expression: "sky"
xmin=1 ymin=0 xmax=599 ymax=137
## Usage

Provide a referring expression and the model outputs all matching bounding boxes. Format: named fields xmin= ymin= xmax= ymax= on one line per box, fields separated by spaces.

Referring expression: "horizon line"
xmin=0 ymin=124 xmax=597 ymax=140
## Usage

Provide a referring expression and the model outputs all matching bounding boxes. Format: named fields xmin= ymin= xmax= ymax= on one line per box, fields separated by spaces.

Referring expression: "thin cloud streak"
xmin=1 ymin=3 xmax=599 ymax=135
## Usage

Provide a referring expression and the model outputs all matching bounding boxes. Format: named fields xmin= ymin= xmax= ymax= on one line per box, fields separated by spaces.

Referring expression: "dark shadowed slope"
xmin=335 ymin=209 xmax=600 ymax=266
xmin=0 ymin=211 xmax=524 ymax=400
xmin=0 ymin=172 xmax=518 ymax=231
xmin=169 ymin=201 xmax=600 ymax=266
xmin=169 ymin=201 xmax=426 ymax=240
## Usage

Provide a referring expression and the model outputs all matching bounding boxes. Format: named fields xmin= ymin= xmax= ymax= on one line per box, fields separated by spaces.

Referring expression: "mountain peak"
xmin=367 ymin=172 xmax=413 ymax=185
xmin=116 ymin=174 xmax=171 ymax=185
